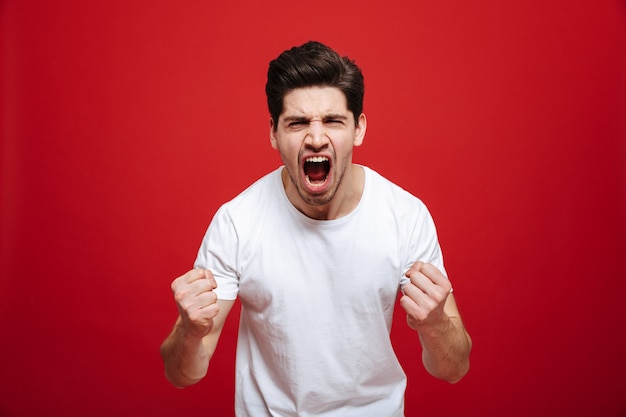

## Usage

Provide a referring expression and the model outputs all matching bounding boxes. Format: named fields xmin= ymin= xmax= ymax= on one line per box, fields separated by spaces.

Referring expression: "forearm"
xmin=417 ymin=316 xmax=472 ymax=383
xmin=160 ymin=320 xmax=210 ymax=388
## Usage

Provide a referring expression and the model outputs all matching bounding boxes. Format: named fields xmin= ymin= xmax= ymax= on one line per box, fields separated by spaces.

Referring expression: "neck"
xmin=283 ymin=164 xmax=364 ymax=221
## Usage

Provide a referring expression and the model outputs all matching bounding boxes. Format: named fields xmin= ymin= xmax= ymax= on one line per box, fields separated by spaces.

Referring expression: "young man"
xmin=160 ymin=41 xmax=471 ymax=417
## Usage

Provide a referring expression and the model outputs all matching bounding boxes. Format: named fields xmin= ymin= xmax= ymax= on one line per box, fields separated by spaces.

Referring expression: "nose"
xmin=306 ymin=120 xmax=328 ymax=149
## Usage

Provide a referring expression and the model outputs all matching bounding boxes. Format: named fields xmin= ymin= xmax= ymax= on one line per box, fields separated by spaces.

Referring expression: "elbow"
xmin=427 ymin=358 xmax=470 ymax=384
xmin=444 ymin=361 xmax=470 ymax=384
xmin=164 ymin=368 xmax=205 ymax=389
xmin=165 ymin=374 xmax=187 ymax=389
xmin=160 ymin=346 xmax=207 ymax=389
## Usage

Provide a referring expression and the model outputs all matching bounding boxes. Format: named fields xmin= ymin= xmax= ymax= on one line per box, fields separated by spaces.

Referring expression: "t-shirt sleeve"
xmin=400 ymin=201 xmax=447 ymax=287
xmin=194 ymin=205 xmax=240 ymax=300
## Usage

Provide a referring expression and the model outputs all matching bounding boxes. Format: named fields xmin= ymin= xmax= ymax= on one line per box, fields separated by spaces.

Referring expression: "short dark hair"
xmin=266 ymin=41 xmax=364 ymax=128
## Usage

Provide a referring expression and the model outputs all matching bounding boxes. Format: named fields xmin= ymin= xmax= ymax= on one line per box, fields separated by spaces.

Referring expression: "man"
xmin=160 ymin=41 xmax=471 ymax=416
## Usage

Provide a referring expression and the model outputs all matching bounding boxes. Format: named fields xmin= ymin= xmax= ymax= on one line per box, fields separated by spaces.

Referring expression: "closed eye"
xmin=324 ymin=118 xmax=346 ymax=128
xmin=286 ymin=121 xmax=309 ymax=132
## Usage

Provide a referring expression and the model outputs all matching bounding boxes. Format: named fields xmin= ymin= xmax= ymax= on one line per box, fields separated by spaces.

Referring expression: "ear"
xmin=353 ymin=113 xmax=367 ymax=147
xmin=269 ymin=117 xmax=279 ymax=150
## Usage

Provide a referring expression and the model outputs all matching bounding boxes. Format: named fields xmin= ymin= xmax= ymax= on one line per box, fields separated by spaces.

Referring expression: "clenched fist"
xmin=400 ymin=261 xmax=452 ymax=331
xmin=171 ymin=268 xmax=220 ymax=339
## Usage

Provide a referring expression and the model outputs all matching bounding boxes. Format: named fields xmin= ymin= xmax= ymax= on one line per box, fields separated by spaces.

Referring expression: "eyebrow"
xmin=282 ymin=113 xmax=349 ymax=123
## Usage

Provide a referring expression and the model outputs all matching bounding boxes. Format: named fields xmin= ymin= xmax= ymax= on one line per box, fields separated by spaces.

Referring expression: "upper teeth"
xmin=306 ymin=156 xmax=328 ymax=163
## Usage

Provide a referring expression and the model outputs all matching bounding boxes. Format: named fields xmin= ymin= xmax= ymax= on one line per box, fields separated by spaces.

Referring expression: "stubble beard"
xmin=289 ymin=153 xmax=351 ymax=208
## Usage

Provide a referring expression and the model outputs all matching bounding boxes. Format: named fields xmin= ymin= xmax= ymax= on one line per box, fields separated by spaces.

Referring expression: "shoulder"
xmin=221 ymin=168 xmax=283 ymax=213
xmin=210 ymin=167 xmax=286 ymax=234
xmin=358 ymin=166 xmax=437 ymax=236
xmin=362 ymin=166 xmax=427 ymax=210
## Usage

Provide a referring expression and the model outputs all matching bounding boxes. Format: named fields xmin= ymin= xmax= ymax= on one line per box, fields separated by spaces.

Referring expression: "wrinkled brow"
xmin=282 ymin=113 xmax=349 ymax=123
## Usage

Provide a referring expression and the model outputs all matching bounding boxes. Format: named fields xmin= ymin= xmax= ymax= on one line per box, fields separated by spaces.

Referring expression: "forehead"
xmin=281 ymin=86 xmax=350 ymax=119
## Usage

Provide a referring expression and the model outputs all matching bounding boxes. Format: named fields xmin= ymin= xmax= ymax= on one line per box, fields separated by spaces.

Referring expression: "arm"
xmin=159 ymin=268 xmax=235 ymax=388
xmin=400 ymin=262 xmax=472 ymax=383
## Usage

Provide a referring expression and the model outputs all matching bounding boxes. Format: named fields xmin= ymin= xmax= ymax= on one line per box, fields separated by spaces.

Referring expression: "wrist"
xmin=414 ymin=314 xmax=453 ymax=338
xmin=176 ymin=319 xmax=210 ymax=343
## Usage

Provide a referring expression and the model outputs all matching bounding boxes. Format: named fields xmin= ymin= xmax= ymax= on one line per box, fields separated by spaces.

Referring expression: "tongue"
xmin=307 ymin=164 xmax=327 ymax=182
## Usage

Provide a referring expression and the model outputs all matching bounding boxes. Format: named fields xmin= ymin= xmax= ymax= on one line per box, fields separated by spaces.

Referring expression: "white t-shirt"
xmin=195 ymin=166 xmax=446 ymax=417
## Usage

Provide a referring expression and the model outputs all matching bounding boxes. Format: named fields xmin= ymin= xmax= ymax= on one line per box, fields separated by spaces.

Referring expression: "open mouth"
xmin=303 ymin=156 xmax=330 ymax=186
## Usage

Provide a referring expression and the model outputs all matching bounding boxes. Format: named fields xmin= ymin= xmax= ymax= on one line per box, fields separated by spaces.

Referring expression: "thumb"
xmin=199 ymin=268 xmax=218 ymax=290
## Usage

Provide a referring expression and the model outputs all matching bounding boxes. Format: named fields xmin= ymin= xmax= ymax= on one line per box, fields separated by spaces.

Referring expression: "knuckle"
xmin=173 ymin=288 xmax=190 ymax=304
xmin=437 ymin=286 xmax=451 ymax=301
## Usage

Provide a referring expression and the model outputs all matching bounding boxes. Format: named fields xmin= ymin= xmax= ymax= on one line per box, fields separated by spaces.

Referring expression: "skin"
xmin=160 ymin=86 xmax=471 ymax=388
xmin=401 ymin=262 xmax=472 ymax=383
xmin=270 ymin=86 xmax=366 ymax=220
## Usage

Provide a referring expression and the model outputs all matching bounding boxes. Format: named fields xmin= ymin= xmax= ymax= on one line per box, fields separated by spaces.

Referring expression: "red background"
xmin=2 ymin=1 xmax=625 ymax=416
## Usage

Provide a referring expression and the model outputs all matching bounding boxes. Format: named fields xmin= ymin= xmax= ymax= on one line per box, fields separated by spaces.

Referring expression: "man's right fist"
xmin=171 ymin=269 xmax=219 ymax=339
